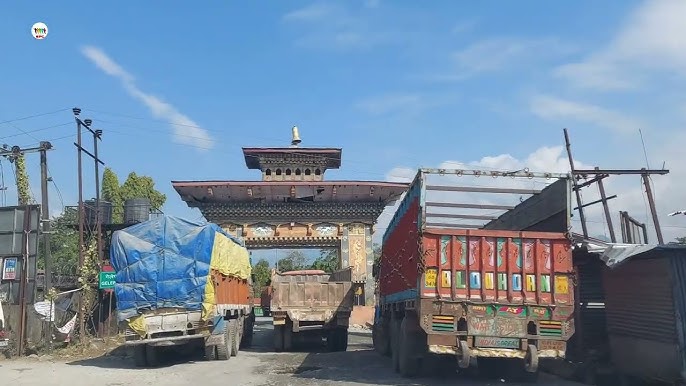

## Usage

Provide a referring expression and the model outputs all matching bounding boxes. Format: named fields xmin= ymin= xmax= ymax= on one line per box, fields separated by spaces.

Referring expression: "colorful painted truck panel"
xmin=373 ymin=169 xmax=575 ymax=379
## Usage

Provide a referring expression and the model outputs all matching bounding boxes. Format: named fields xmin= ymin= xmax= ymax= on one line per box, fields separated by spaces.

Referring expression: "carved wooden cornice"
xmin=199 ymin=202 xmax=387 ymax=221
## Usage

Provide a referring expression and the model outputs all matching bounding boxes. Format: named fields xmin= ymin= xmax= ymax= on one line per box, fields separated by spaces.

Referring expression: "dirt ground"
xmin=0 ymin=317 xmax=585 ymax=386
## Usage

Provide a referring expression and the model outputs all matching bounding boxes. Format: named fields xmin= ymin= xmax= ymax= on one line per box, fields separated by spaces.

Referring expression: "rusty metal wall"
xmin=603 ymin=256 xmax=681 ymax=381
xmin=271 ymin=280 xmax=353 ymax=310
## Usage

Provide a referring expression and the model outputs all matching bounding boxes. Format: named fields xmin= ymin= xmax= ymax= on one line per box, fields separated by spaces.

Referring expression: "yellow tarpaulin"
xmin=202 ymin=231 xmax=252 ymax=320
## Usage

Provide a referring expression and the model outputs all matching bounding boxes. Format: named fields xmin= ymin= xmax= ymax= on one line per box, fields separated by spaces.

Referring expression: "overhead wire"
xmin=0 ymin=107 xmax=71 ymax=126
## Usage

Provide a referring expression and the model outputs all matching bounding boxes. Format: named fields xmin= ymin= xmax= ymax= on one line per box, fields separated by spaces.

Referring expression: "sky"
xmin=2 ymin=0 xmax=686 ymax=265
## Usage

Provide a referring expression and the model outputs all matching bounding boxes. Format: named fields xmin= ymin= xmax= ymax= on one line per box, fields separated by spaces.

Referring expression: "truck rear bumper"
xmin=124 ymin=333 xmax=206 ymax=346
xmin=428 ymin=344 xmax=565 ymax=359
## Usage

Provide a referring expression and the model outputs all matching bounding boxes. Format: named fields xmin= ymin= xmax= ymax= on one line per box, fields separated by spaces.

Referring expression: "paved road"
xmin=0 ymin=317 xmax=584 ymax=385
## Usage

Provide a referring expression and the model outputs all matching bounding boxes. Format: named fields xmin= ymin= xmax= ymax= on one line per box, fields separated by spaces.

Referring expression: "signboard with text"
xmin=99 ymin=272 xmax=116 ymax=290
xmin=2 ymin=257 xmax=18 ymax=280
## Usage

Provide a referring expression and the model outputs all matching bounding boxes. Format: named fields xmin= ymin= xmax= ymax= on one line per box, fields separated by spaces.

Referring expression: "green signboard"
xmin=99 ymin=272 xmax=116 ymax=289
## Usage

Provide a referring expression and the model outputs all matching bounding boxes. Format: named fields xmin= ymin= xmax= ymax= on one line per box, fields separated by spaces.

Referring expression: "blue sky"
xmin=2 ymin=0 xmax=686 ymax=261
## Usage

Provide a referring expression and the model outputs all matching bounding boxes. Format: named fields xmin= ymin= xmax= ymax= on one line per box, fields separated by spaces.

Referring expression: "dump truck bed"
xmin=270 ymin=268 xmax=353 ymax=323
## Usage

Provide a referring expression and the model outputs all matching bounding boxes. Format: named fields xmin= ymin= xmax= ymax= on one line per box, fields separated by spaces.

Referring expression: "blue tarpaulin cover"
xmin=110 ymin=216 xmax=244 ymax=322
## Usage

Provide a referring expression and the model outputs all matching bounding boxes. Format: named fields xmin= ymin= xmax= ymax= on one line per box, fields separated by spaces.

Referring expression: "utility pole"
xmin=94 ymin=129 xmax=103 ymax=261
xmin=39 ymin=141 xmax=53 ymax=295
xmin=642 ymin=171 xmax=664 ymax=244
xmin=72 ymin=107 xmax=105 ymax=339
xmin=563 ymin=128 xmax=588 ymax=238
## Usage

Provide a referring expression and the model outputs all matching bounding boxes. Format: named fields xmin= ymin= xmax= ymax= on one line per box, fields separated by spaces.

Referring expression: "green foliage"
xmin=119 ymin=172 xmax=166 ymax=210
xmin=37 ymin=207 xmax=80 ymax=275
xmin=14 ymin=154 xmax=32 ymax=205
xmin=277 ymin=250 xmax=308 ymax=272
xmin=252 ymin=259 xmax=271 ymax=296
xmin=100 ymin=169 xmax=166 ymax=223
xmin=101 ymin=168 xmax=123 ymax=223
xmin=310 ymin=249 xmax=339 ymax=273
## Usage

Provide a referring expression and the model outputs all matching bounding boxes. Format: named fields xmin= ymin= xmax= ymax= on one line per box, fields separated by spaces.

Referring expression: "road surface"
xmin=0 ymin=317 xmax=584 ymax=385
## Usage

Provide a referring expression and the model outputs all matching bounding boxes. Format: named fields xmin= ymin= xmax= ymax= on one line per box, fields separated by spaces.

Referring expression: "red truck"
xmin=372 ymin=168 xmax=575 ymax=381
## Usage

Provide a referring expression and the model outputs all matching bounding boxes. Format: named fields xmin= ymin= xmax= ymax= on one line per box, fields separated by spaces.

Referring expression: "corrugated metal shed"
xmin=600 ymin=243 xmax=686 ymax=383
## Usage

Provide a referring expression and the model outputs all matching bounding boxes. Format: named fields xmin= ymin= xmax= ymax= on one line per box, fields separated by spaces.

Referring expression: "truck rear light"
xmin=0 ymin=331 xmax=6 ymax=339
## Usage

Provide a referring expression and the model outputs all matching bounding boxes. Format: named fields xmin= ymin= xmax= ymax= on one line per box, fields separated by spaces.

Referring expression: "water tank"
xmin=124 ymin=198 xmax=151 ymax=224
xmin=84 ymin=199 xmax=113 ymax=226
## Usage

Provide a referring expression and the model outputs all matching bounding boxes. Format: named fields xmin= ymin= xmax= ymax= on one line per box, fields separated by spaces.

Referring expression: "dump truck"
xmin=270 ymin=268 xmax=354 ymax=352
xmin=110 ymin=216 xmax=255 ymax=367
xmin=372 ymin=168 xmax=575 ymax=381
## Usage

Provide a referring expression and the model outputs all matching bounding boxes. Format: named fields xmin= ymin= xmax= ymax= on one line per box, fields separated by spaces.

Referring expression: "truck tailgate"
xmin=272 ymin=281 xmax=353 ymax=310
xmin=420 ymin=229 xmax=573 ymax=306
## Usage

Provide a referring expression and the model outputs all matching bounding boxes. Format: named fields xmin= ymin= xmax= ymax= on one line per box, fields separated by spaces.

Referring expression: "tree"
xmin=102 ymin=167 xmax=123 ymax=222
xmin=101 ymin=170 xmax=166 ymax=223
xmin=252 ymin=259 xmax=271 ymax=296
xmin=119 ymin=172 xmax=166 ymax=211
xmin=38 ymin=207 xmax=79 ymax=275
xmin=13 ymin=154 xmax=32 ymax=205
xmin=277 ymin=250 xmax=308 ymax=272
xmin=310 ymin=249 xmax=339 ymax=273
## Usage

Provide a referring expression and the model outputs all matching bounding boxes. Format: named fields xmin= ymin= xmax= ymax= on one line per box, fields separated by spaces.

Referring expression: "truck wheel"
xmin=241 ymin=315 xmax=254 ymax=348
xmin=390 ymin=319 xmax=401 ymax=372
xmin=205 ymin=344 xmax=217 ymax=361
xmin=273 ymin=325 xmax=285 ymax=352
xmin=133 ymin=345 xmax=147 ymax=367
xmin=338 ymin=328 xmax=348 ymax=351
xmin=145 ymin=345 xmax=159 ymax=367
xmin=373 ymin=322 xmax=390 ymax=356
xmin=283 ymin=324 xmax=294 ymax=351
xmin=229 ymin=319 xmax=240 ymax=357
xmin=216 ymin=322 xmax=231 ymax=360
xmin=398 ymin=317 xmax=421 ymax=377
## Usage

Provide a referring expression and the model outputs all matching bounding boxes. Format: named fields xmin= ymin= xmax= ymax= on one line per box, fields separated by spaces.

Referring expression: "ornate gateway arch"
xmin=172 ymin=128 xmax=408 ymax=305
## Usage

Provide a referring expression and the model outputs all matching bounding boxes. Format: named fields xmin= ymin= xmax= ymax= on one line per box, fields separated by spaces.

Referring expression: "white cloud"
xmin=529 ymin=94 xmax=642 ymax=133
xmin=555 ymin=0 xmax=686 ymax=90
xmin=80 ymin=46 xmax=214 ymax=150
xmin=375 ymin=144 xmax=686 ymax=245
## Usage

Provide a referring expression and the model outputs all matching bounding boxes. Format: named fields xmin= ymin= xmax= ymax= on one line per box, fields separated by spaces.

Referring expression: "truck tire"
xmin=216 ymin=321 xmax=231 ymax=360
xmin=273 ymin=325 xmax=285 ymax=352
xmin=133 ymin=345 xmax=147 ymax=367
xmin=373 ymin=321 xmax=390 ymax=356
xmin=205 ymin=344 xmax=217 ymax=361
xmin=390 ymin=319 xmax=401 ymax=373
xmin=229 ymin=319 xmax=240 ymax=357
xmin=398 ymin=316 xmax=421 ymax=377
xmin=327 ymin=328 xmax=348 ymax=352
xmin=241 ymin=315 xmax=254 ymax=348
xmin=145 ymin=344 xmax=159 ymax=367
xmin=283 ymin=323 xmax=294 ymax=351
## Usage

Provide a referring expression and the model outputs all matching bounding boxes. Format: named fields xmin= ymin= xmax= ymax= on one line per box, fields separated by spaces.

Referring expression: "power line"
xmin=0 ymin=108 xmax=71 ymax=125
xmin=0 ymin=122 xmax=72 ymax=141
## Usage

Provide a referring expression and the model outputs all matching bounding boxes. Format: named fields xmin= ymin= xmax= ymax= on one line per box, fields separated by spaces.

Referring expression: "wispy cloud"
xmin=283 ymin=3 xmax=337 ymax=22
xmin=282 ymin=2 xmax=391 ymax=50
xmin=529 ymin=94 xmax=642 ymax=133
xmin=80 ymin=45 xmax=214 ymax=150
xmin=426 ymin=37 xmax=574 ymax=82
xmin=554 ymin=0 xmax=686 ymax=91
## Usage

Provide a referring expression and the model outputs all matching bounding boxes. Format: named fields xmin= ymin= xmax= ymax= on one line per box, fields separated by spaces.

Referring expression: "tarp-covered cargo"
xmin=110 ymin=216 xmax=251 ymax=323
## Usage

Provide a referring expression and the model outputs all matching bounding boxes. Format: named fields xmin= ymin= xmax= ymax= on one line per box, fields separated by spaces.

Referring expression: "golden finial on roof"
xmin=291 ymin=126 xmax=302 ymax=147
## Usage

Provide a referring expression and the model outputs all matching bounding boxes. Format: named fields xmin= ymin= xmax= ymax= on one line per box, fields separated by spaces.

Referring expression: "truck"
xmin=270 ymin=268 xmax=354 ymax=352
xmin=110 ymin=216 xmax=255 ymax=367
xmin=372 ymin=168 xmax=575 ymax=381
